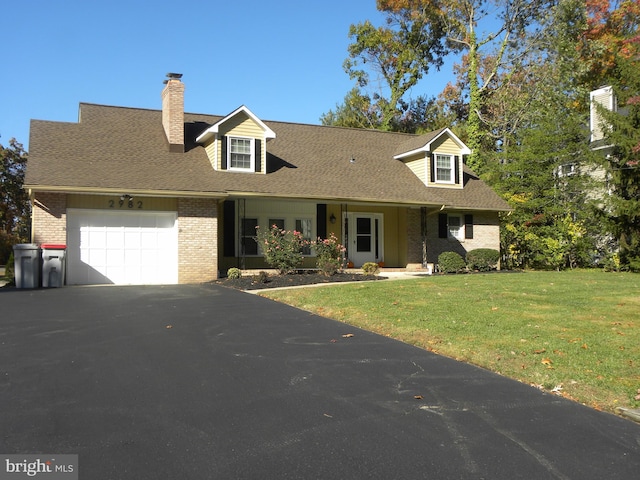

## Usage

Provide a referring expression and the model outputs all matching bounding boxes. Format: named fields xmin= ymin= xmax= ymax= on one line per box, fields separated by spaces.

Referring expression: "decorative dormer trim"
xmin=196 ymin=105 xmax=276 ymax=144
xmin=393 ymin=128 xmax=470 ymax=160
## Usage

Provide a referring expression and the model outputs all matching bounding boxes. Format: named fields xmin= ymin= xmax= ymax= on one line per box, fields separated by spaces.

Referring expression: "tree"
xmin=579 ymin=0 xmax=640 ymax=270
xmin=323 ymin=6 xmax=447 ymax=131
xmin=596 ymin=63 xmax=640 ymax=271
xmin=377 ymin=0 xmax=554 ymax=173
xmin=0 ymin=138 xmax=30 ymax=263
xmin=320 ymin=88 xmax=381 ymax=129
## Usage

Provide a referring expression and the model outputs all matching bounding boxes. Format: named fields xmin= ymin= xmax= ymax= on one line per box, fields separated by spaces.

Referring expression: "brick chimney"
xmin=162 ymin=73 xmax=185 ymax=152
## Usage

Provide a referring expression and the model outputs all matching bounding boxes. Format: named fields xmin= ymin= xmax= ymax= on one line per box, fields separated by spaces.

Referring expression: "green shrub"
xmin=466 ymin=248 xmax=500 ymax=271
xmin=253 ymin=271 xmax=270 ymax=283
xmin=4 ymin=251 xmax=15 ymax=285
xmin=438 ymin=251 xmax=466 ymax=273
xmin=361 ymin=262 xmax=380 ymax=275
xmin=256 ymin=225 xmax=308 ymax=274
xmin=227 ymin=267 xmax=242 ymax=279
xmin=313 ymin=233 xmax=345 ymax=276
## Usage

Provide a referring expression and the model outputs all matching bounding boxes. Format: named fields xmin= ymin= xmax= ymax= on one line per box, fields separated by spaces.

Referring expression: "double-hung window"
xmin=435 ymin=154 xmax=454 ymax=183
xmin=448 ymin=216 xmax=463 ymax=240
xmin=229 ymin=137 xmax=253 ymax=171
xmin=295 ymin=219 xmax=312 ymax=255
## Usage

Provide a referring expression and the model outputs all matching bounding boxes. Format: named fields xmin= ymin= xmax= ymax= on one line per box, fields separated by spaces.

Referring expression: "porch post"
xmin=421 ymin=207 xmax=428 ymax=268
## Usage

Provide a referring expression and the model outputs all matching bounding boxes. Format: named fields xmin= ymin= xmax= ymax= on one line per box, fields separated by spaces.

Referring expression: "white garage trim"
xmin=66 ymin=209 xmax=178 ymax=285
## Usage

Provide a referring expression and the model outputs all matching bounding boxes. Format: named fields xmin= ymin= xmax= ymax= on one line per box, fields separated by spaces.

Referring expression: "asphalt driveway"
xmin=1 ymin=284 xmax=639 ymax=479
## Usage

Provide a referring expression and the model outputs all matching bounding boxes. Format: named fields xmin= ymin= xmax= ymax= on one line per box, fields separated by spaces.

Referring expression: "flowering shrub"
xmin=312 ymin=233 xmax=345 ymax=276
xmin=255 ymin=225 xmax=308 ymax=274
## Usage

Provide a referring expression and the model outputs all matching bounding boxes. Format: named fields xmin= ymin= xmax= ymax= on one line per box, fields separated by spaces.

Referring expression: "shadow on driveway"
xmin=1 ymin=284 xmax=639 ymax=479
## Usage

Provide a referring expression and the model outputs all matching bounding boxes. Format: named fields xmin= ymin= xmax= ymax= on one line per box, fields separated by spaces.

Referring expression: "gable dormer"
xmin=394 ymin=128 xmax=470 ymax=189
xmin=196 ymin=105 xmax=276 ymax=174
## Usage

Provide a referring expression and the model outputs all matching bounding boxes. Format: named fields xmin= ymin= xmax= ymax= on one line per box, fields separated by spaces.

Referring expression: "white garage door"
xmin=67 ymin=210 xmax=178 ymax=285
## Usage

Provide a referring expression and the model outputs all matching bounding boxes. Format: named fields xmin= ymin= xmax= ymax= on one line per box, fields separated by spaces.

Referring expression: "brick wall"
xmin=32 ymin=192 xmax=67 ymax=244
xmin=178 ymin=198 xmax=218 ymax=283
xmin=426 ymin=211 xmax=501 ymax=264
xmin=161 ymin=78 xmax=184 ymax=151
xmin=406 ymin=208 xmax=423 ymax=264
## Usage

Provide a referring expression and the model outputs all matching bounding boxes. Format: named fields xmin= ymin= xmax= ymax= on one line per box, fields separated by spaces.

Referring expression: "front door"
xmin=346 ymin=213 xmax=383 ymax=267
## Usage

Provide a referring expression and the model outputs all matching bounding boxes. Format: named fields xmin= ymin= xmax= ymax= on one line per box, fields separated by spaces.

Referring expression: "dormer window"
xmin=436 ymin=154 xmax=454 ymax=183
xmin=229 ymin=137 xmax=254 ymax=171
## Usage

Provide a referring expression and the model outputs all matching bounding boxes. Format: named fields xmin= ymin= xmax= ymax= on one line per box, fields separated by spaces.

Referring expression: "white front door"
xmin=346 ymin=213 xmax=383 ymax=267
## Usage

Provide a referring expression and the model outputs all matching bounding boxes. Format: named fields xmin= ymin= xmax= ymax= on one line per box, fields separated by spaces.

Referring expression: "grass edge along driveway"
xmin=261 ymin=270 xmax=640 ymax=414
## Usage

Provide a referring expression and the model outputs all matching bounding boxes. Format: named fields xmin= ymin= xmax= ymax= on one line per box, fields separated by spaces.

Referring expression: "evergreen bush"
xmin=466 ymin=248 xmax=500 ymax=271
xmin=361 ymin=262 xmax=380 ymax=275
xmin=438 ymin=252 xmax=466 ymax=273
xmin=253 ymin=271 xmax=270 ymax=283
xmin=227 ymin=267 xmax=242 ymax=279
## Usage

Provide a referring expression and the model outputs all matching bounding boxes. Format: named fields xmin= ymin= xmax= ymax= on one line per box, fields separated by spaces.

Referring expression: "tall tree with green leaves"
xmin=373 ymin=0 xmax=555 ymax=173
xmin=487 ymin=0 xmax=603 ymax=269
xmin=594 ymin=63 xmax=640 ymax=270
xmin=323 ymin=5 xmax=448 ymax=131
xmin=577 ymin=0 xmax=640 ymax=270
xmin=0 ymin=138 xmax=30 ymax=263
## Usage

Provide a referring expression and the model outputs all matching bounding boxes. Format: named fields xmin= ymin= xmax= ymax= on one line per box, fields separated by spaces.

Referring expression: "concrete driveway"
xmin=1 ymin=284 xmax=639 ymax=479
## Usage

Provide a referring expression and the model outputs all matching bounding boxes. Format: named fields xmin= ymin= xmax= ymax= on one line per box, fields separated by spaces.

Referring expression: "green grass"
xmin=261 ymin=270 xmax=640 ymax=413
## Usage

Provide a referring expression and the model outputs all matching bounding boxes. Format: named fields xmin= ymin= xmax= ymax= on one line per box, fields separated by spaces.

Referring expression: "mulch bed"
xmin=215 ymin=272 xmax=387 ymax=291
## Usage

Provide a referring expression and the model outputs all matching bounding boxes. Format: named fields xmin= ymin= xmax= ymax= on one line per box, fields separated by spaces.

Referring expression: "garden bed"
xmin=216 ymin=272 xmax=386 ymax=290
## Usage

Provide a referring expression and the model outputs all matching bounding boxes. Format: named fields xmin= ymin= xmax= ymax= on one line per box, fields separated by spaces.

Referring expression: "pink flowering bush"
xmin=255 ymin=225 xmax=309 ymax=274
xmin=312 ymin=233 xmax=346 ymax=276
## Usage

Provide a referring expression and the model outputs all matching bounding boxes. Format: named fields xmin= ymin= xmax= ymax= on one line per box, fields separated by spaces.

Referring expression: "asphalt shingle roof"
xmin=26 ymin=103 xmax=510 ymax=211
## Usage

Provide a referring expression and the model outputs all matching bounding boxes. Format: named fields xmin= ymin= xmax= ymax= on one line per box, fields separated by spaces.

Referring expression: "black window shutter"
xmin=454 ymin=156 xmax=460 ymax=184
xmin=430 ymin=153 xmax=435 ymax=183
xmin=438 ymin=213 xmax=448 ymax=238
xmin=316 ymin=204 xmax=327 ymax=239
xmin=255 ymin=139 xmax=262 ymax=173
xmin=223 ymin=200 xmax=235 ymax=256
xmin=465 ymin=214 xmax=474 ymax=239
xmin=221 ymin=136 xmax=228 ymax=170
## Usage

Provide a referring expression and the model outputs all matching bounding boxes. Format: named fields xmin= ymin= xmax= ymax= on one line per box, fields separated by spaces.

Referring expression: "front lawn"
xmin=261 ymin=270 xmax=640 ymax=413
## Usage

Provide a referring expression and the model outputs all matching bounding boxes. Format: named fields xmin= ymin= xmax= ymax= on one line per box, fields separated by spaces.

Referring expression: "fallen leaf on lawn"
xmin=491 ymin=306 xmax=499 ymax=311
xmin=635 ymin=390 xmax=640 ymax=401
xmin=541 ymin=358 xmax=553 ymax=366
xmin=551 ymin=385 xmax=563 ymax=394
xmin=533 ymin=349 xmax=546 ymax=355
xmin=581 ymin=343 xmax=588 ymax=349
xmin=342 ymin=333 xmax=355 ymax=338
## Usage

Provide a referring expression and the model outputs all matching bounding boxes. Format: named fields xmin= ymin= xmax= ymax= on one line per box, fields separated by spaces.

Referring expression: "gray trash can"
xmin=41 ymin=244 xmax=67 ymax=287
xmin=12 ymin=244 xmax=41 ymax=289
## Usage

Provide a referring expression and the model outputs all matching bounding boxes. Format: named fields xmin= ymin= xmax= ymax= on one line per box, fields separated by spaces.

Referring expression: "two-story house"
xmin=24 ymin=74 xmax=510 ymax=285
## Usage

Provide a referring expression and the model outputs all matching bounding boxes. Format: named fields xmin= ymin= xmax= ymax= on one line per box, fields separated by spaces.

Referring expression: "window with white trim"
xmin=296 ymin=218 xmax=312 ymax=255
xmin=436 ymin=154 xmax=454 ymax=183
xmin=448 ymin=215 xmax=463 ymax=240
xmin=229 ymin=137 xmax=254 ymax=171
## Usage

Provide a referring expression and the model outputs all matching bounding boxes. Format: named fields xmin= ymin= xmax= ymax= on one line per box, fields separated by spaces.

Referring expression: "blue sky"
xmin=2 ymin=0 xmax=455 ymax=150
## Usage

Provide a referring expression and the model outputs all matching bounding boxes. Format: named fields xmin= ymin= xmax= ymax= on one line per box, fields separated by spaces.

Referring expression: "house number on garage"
xmin=108 ymin=198 xmax=144 ymax=209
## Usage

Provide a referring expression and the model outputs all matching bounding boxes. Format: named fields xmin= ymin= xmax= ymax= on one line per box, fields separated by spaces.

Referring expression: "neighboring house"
xmin=25 ymin=74 xmax=510 ymax=285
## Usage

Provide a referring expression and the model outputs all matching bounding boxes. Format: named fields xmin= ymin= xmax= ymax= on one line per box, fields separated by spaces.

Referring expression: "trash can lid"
xmin=13 ymin=243 xmax=39 ymax=250
xmin=41 ymin=244 xmax=67 ymax=249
